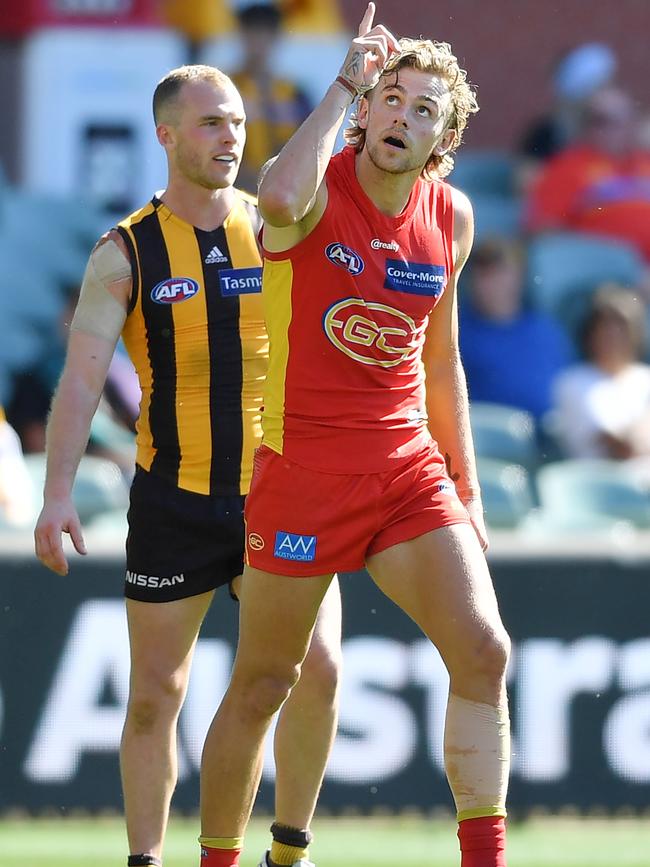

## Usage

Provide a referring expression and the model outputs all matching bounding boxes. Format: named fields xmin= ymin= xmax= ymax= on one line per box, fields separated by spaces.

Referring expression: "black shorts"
xmin=125 ymin=466 xmax=245 ymax=603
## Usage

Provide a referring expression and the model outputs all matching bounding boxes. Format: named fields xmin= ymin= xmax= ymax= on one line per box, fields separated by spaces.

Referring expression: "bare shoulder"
xmin=448 ymin=184 xmax=474 ymax=266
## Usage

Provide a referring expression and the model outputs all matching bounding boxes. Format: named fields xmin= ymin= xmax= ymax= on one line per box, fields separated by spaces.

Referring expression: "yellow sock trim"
xmin=199 ymin=836 xmax=244 ymax=850
xmin=270 ymin=841 xmax=309 ymax=865
xmin=457 ymin=806 xmax=507 ymax=822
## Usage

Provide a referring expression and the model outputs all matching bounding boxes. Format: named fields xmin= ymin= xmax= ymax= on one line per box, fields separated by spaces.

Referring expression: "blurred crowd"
xmin=1 ymin=3 xmax=650 ymax=535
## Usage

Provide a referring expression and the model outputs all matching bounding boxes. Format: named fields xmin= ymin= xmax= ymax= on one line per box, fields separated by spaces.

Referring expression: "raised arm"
xmin=258 ymin=2 xmax=400 ymax=243
xmin=422 ymin=187 xmax=487 ymax=549
xmin=34 ymin=231 xmax=132 ymax=574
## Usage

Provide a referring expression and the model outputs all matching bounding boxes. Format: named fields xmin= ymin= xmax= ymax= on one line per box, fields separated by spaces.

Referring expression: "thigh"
xmin=365 ymin=523 xmax=506 ymax=672
xmin=304 ymin=575 xmax=343 ymax=669
xmin=230 ymin=566 xmax=334 ymax=685
xmin=126 ymin=590 xmax=214 ymax=687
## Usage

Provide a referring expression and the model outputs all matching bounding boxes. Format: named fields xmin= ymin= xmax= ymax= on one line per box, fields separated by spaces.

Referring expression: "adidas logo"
xmin=204 ymin=245 xmax=228 ymax=264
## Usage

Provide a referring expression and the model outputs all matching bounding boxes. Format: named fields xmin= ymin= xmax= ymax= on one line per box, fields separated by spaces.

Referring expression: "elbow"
xmin=258 ymin=182 xmax=304 ymax=227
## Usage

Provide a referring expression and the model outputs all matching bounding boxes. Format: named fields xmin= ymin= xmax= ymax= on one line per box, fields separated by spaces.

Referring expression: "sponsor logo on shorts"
xmin=151 ymin=277 xmax=200 ymax=304
xmin=219 ymin=267 xmax=262 ymax=296
xmin=274 ymin=531 xmax=317 ymax=562
xmin=323 ymin=297 xmax=417 ymax=368
xmin=371 ymin=238 xmax=399 ymax=251
xmin=384 ymin=259 xmax=447 ymax=297
xmin=248 ymin=532 xmax=265 ymax=551
xmin=125 ymin=570 xmax=185 ymax=588
xmin=325 ymin=242 xmax=365 ymax=275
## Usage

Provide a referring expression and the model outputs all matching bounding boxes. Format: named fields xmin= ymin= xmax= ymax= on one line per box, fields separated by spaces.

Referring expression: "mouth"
xmin=383 ymin=135 xmax=407 ymax=150
xmin=213 ymin=154 xmax=237 ymax=164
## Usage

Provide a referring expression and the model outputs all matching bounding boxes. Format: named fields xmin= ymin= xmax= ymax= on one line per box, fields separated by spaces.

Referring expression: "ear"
xmin=357 ymin=95 xmax=370 ymax=130
xmin=434 ymin=128 xmax=456 ymax=156
xmin=156 ymin=123 xmax=176 ymax=149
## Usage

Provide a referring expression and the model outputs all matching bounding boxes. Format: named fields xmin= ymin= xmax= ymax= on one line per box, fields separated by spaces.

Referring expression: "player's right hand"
xmin=338 ymin=2 xmax=401 ymax=96
xmin=34 ymin=498 xmax=87 ymax=576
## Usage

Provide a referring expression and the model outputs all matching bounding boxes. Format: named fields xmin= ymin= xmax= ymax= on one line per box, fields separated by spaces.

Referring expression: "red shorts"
xmin=244 ymin=440 xmax=470 ymax=576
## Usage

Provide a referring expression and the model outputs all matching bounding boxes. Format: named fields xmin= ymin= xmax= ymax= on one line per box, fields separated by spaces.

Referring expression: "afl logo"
xmin=248 ymin=533 xmax=265 ymax=551
xmin=323 ymin=298 xmax=417 ymax=368
xmin=151 ymin=277 xmax=200 ymax=304
xmin=325 ymin=242 xmax=365 ymax=275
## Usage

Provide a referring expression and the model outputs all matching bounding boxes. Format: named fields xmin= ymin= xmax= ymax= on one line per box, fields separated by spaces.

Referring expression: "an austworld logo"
xmin=151 ymin=277 xmax=200 ymax=304
xmin=384 ymin=259 xmax=447 ymax=297
xmin=218 ymin=267 xmax=263 ymax=296
xmin=274 ymin=531 xmax=317 ymax=562
xmin=325 ymin=242 xmax=365 ymax=275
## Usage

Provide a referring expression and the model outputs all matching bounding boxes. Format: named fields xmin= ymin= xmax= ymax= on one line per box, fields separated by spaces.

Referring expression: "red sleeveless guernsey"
xmin=260 ymin=145 xmax=455 ymax=474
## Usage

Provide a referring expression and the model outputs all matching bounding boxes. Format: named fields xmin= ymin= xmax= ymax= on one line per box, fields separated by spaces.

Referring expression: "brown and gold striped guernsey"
xmin=117 ymin=191 xmax=268 ymax=496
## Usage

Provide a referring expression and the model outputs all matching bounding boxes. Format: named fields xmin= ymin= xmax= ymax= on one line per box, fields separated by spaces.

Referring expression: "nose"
xmin=392 ymin=109 xmax=408 ymax=128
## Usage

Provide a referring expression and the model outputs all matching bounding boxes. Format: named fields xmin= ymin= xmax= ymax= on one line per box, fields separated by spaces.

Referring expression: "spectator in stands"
xmin=460 ymin=237 xmax=574 ymax=420
xmin=527 ymin=85 xmax=650 ymax=260
xmin=0 ymin=406 xmax=35 ymax=527
xmin=6 ymin=290 xmax=138 ymax=474
xmin=231 ymin=2 xmax=312 ymax=193
xmin=517 ymin=42 xmax=617 ymax=193
xmin=551 ymin=286 xmax=650 ymax=465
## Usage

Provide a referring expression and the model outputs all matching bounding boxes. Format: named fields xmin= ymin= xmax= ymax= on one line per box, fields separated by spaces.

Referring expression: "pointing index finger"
xmin=358 ymin=1 xmax=375 ymax=37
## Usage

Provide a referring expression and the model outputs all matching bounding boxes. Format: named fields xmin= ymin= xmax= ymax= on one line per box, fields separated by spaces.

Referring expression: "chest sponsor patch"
xmin=218 ymin=267 xmax=262 ymax=296
xmin=151 ymin=277 xmax=200 ymax=304
xmin=384 ymin=259 xmax=447 ymax=297
xmin=274 ymin=531 xmax=317 ymax=562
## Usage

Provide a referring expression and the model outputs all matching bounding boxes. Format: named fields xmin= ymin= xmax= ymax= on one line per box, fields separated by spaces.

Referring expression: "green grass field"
xmin=1 ymin=815 xmax=649 ymax=867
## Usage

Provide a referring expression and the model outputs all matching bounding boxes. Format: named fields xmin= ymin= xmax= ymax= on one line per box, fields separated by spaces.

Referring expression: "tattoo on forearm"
xmin=444 ymin=452 xmax=461 ymax=484
xmin=345 ymin=51 xmax=363 ymax=78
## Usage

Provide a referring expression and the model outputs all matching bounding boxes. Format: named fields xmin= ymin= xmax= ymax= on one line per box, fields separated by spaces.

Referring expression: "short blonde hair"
xmin=153 ymin=64 xmax=235 ymax=124
xmin=344 ymin=38 xmax=479 ymax=179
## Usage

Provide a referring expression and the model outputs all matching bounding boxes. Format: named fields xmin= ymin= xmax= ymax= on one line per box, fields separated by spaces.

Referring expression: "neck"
xmin=355 ymin=149 xmax=420 ymax=217
xmin=160 ymin=177 xmax=235 ymax=231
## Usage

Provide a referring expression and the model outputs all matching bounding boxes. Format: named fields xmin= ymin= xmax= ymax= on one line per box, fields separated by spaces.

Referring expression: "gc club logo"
xmin=248 ymin=533 xmax=265 ymax=551
xmin=151 ymin=277 xmax=200 ymax=304
xmin=323 ymin=298 xmax=417 ymax=368
xmin=325 ymin=242 xmax=365 ymax=275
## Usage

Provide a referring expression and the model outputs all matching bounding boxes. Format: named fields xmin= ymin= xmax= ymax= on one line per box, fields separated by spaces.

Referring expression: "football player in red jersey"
xmin=199 ymin=6 xmax=510 ymax=867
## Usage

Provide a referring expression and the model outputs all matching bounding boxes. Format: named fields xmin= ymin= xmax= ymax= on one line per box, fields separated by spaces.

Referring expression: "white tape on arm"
xmin=70 ymin=239 xmax=131 ymax=342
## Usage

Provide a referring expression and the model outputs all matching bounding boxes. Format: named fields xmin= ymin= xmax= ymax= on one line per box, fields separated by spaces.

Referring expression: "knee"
xmin=127 ymin=669 xmax=188 ymax=734
xmin=451 ymin=627 xmax=511 ymax=688
xmin=238 ymin=665 xmax=302 ymax=720
xmin=299 ymin=640 xmax=342 ymax=708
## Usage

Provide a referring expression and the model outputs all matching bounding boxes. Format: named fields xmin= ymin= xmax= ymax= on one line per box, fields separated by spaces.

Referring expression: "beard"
xmin=175 ymin=144 xmax=235 ymax=190
xmin=365 ymin=138 xmax=425 ymax=176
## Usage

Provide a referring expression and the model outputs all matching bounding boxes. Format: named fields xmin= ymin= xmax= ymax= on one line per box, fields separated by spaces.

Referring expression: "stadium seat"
xmin=471 ymin=195 xmax=523 ymax=241
xmin=525 ymin=232 xmax=644 ymax=331
xmin=450 ymin=151 xmax=515 ymax=197
xmin=470 ymin=402 xmax=538 ymax=470
xmin=535 ymin=459 xmax=650 ymax=529
xmin=477 ymin=458 xmax=534 ymax=529
xmin=23 ymin=453 xmax=130 ymax=525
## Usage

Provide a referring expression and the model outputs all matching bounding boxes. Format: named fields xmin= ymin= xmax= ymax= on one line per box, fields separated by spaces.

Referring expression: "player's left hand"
xmin=464 ymin=498 xmax=489 ymax=552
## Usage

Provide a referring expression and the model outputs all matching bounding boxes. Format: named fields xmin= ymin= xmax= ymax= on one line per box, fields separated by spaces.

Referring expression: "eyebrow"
xmin=198 ymin=113 xmax=246 ymax=123
xmin=382 ymin=82 xmax=440 ymax=107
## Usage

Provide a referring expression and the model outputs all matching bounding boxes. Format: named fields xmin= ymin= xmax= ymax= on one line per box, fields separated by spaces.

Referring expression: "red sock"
xmin=458 ymin=816 xmax=507 ymax=867
xmin=199 ymin=845 xmax=242 ymax=867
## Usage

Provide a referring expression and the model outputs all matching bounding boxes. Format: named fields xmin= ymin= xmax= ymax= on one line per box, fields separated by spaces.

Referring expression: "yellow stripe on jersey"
xmin=260 ymin=257 xmax=294 ymax=455
xmin=225 ymin=196 xmax=268 ymax=492
xmin=118 ymin=202 xmax=156 ymax=473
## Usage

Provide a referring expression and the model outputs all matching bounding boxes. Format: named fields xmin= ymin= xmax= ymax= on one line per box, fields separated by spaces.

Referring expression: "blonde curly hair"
xmin=344 ymin=38 xmax=479 ymax=179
